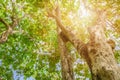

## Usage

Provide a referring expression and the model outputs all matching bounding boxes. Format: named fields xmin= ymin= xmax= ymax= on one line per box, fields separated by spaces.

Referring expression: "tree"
xmin=52 ymin=4 xmax=74 ymax=80
xmin=0 ymin=0 xmax=120 ymax=80
xmin=48 ymin=1 xmax=120 ymax=80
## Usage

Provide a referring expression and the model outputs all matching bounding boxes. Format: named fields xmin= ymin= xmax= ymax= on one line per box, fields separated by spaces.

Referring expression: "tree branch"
xmin=0 ymin=18 xmax=10 ymax=29
xmin=0 ymin=17 xmax=18 ymax=43
xmin=47 ymin=4 xmax=85 ymax=51
xmin=0 ymin=0 xmax=20 ymax=44
xmin=54 ymin=2 xmax=75 ymax=79
xmin=0 ymin=18 xmax=12 ymax=43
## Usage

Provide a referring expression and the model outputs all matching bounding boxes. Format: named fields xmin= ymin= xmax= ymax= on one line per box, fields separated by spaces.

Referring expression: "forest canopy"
xmin=0 ymin=0 xmax=120 ymax=80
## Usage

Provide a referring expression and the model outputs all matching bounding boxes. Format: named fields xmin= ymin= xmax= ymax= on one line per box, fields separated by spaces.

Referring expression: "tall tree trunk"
xmin=86 ymin=24 xmax=120 ymax=80
xmin=48 ymin=4 xmax=120 ymax=80
xmin=55 ymin=4 xmax=74 ymax=80
xmin=58 ymin=35 xmax=74 ymax=80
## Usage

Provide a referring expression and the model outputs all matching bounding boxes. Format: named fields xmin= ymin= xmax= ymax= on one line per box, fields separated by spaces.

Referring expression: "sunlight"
xmin=78 ymin=1 xmax=90 ymax=18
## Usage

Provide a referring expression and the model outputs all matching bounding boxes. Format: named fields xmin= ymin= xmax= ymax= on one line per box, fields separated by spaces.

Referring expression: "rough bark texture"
xmin=87 ymin=24 xmax=120 ymax=80
xmin=48 ymin=4 xmax=120 ymax=80
xmin=59 ymin=36 xmax=74 ymax=80
xmin=55 ymin=5 xmax=74 ymax=80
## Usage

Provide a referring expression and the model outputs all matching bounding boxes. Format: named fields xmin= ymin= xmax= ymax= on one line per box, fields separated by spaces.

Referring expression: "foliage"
xmin=0 ymin=0 xmax=120 ymax=80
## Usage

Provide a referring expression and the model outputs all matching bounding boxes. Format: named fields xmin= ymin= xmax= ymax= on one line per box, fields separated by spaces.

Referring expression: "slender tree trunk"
xmin=58 ymin=35 xmax=74 ymax=80
xmin=55 ymin=5 xmax=74 ymax=80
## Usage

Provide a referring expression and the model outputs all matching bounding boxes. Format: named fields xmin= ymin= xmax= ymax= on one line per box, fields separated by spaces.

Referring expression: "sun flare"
xmin=78 ymin=1 xmax=91 ymax=18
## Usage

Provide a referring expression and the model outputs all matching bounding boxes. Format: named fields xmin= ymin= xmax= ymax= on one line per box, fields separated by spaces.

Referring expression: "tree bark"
xmin=55 ymin=4 xmax=74 ymax=80
xmin=48 ymin=4 xmax=120 ymax=80
xmin=86 ymin=24 xmax=120 ymax=80
xmin=58 ymin=35 xmax=74 ymax=80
